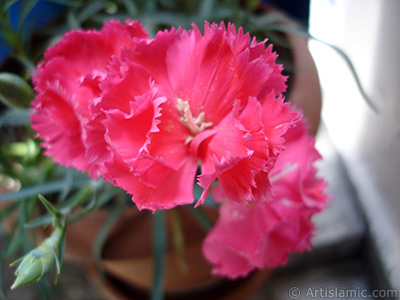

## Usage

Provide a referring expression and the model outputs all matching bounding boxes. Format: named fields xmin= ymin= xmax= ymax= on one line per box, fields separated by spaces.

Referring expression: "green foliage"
xmin=0 ymin=73 xmax=34 ymax=108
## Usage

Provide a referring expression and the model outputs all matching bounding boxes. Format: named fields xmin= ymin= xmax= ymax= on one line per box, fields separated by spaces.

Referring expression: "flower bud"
xmin=11 ymin=224 xmax=64 ymax=289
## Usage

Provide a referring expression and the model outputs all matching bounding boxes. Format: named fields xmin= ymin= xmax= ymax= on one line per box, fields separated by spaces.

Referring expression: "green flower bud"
xmin=11 ymin=224 xmax=64 ymax=289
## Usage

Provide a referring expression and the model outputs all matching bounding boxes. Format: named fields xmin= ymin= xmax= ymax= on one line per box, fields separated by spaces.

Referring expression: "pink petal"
xmin=103 ymin=90 xmax=166 ymax=162
xmin=197 ymin=98 xmax=271 ymax=204
xmin=31 ymin=20 xmax=149 ymax=174
xmin=202 ymin=116 xmax=329 ymax=279
xmin=30 ymin=89 xmax=88 ymax=171
xmin=249 ymin=43 xmax=288 ymax=96
xmin=261 ymin=93 xmax=300 ymax=158
xmin=103 ymin=154 xmax=198 ymax=212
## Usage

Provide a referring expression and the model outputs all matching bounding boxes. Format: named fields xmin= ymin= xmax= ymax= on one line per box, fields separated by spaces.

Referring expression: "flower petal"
xmin=103 ymin=90 xmax=166 ymax=162
xmin=104 ymin=154 xmax=198 ymax=212
xmin=197 ymin=98 xmax=271 ymax=204
xmin=203 ymin=117 xmax=329 ymax=278
xmin=31 ymin=89 xmax=88 ymax=171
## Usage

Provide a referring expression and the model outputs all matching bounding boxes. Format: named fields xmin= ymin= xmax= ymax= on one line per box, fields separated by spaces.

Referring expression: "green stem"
xmin=152 ymin=210 xmax=166 ymax=300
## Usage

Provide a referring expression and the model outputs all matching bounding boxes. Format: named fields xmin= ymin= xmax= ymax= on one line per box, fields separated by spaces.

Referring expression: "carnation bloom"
xmin=202 ymin=119 xmax=328 ymax=278
xmin=87 ymin=22 xmax=297 ymax=211
xmin=30 ymin=20 xmax=148 ymax=173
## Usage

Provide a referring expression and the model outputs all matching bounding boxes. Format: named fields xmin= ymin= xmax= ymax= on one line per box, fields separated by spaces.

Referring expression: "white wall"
xmin=309 ymin=0 xmax=400 ymax=290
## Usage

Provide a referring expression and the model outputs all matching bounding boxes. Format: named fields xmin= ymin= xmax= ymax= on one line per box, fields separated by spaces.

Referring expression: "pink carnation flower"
xmin=30 ymin=20 xmax=148 ymax=173
xmin=202 ymin=119 xmax=328 ymax=278
xmin=87 ymin=22 xmax=297 ymax=211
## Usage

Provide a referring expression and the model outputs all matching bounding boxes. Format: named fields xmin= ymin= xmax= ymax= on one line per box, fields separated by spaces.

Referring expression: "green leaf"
xmin=0 ymin=177 xmax=93 ymax=202
xmin=44 ymin=0 xmax=82 ymax=7
xmin=199 ymin=0 xmax=216 ymax=19
xmin=5 ymin=231 xmax=23 ymax=258
xmin=0 ymin=201 xmax=18 ymax=223
xmin=77 ymin=0 xmax=107 ymax=23
xmin=9 ymin=256 xmax=24 ymax=268
xmin=0 ymin=108 xmax=31 ymax=126
xmin=189 ymin=206 xmax=214 ymax=231
xmin=152 ymin=210 xmax=166 ymax=300
xmin=245 ymin=0 xmax=260 ymax=10
xmin=24 ymin=214 xmax=53 ymax=229
xmin=170 ymin=209 xmax=187 ymax=272
xmin=59 ymin=186 xmax=93 ymax=212
xmin=59 ymin=168 xmax=74 ymax=202
xmin=0 ymin=253 xmax=10 ymax=300
xmin=265 ymin=25 xmax=379 ymax=113
xmin=67 ymin=10 xmax=80 ymax=29
xmin=18 ymin=0 xmax=39 ymax=33
xmin=38 ymin=194 xmax=61 ymax=219
xmin=0 ymin=73 xmax=34 ymax=108
xmin=57 ymin=218 xmax=68 ymax=271
xmin=120 ymin=0 xmax=137 ymax=15
xmin=2 ymin=0 xmax=19 ymax=13
xmin=93 ymin=194 xmax=124 ymax=276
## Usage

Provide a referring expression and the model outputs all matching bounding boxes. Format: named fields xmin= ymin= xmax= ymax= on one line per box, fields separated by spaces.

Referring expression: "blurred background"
xmin=1 ymin=0 xmax=399 ymax=299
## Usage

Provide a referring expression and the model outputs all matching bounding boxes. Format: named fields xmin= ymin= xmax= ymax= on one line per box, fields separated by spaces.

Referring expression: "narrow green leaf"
xmin=77 ymin=0 xmax=107 ymax=23
xmin=13 ymin=53 xmax=35 ymax=75
xmin=0 ymin=177 xmax=93 ymax=202
xmin=93 ymin=195 xmax=124 ymax=276
xmin=266 ymin=25 xmax=379 ymax=113
xmin=18 ymin=0 xmax=39 ymax=33
xmin=36 ymin=277 xmax=51 ymax=300
xmin=0 ymin=253 xmax=10 ymax=300
xmin=189 ymin=206 xmax=214 ymax=231
xmin=0 ymin=201 xmax=18 ymax=223
xmin=9 ymin=256 xmax=24 ymax=268
xmin=312 ymin=35 xmax=379 ymax=113
xmin=44 ymin=0 xmax=82 ymax=7
xmin=5 ymin=231 xmax=23 ymax=258
xmin=152 ymin=210 xmax=166 ymax=300
xmin=2 ymin=0 xmax=19 ymax=13
xmin=199 ymin=0 xmax=216 ymax=19
xmin=145 ymin=0 xmax=156 ymax=12
xmin=0 ymin=73 xmax=34 ymax=108
xmin=60 ymin=186 xmax=93 ymax=212
xmin=57 ymin=218 xmax=68 ymax=270
xmin=59 ymin=168 xmax=74 ymax=202
xmin=38 ymin=194 xmax=61 ymax=219
xmin=67 ymin=10 xmax=80 ymax=29
xmin=245 ymin=0 xmax=260 ymax=10
xmin=25 ymin=187 xmax=94 ymax=228
xmin=18 ymin=201 xmax=33 ymax=251
xmin=68 ymin=187 xmax=118 ymax=224
xmin=170 ymin=210 xmax=187 ymax=272
xmin=51 ymin=246 xmax=61 ymax=283
xmin=24 ymin=214 xmax=53 ymax=229
xmin=0 ymin=108 xmax=31 ymax=126
xmin=120 ymin=0 xmax=137 ymax=14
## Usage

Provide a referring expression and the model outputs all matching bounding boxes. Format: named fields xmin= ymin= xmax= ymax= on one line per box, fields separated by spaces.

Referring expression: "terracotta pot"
xmin=89 ymin=207 xmax=272 ymax=299
xmin=70 ymin=205 xmax=272 ymax=300
xmin=91 ymin=264 xmax=272 ymax=300
xmin=100 ymin=206 xmax=219 ymax=294
xmin=286 ymin=32 xmax=322 ymax=136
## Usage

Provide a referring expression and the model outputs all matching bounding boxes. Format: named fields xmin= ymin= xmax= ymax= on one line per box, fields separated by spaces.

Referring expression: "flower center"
xmin=176 ymin=98 xmax=212 ymax=143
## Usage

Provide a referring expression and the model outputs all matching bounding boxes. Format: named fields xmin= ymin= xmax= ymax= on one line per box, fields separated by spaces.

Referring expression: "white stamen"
xmin=176 ymin=98 xmax=212 ymax=137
